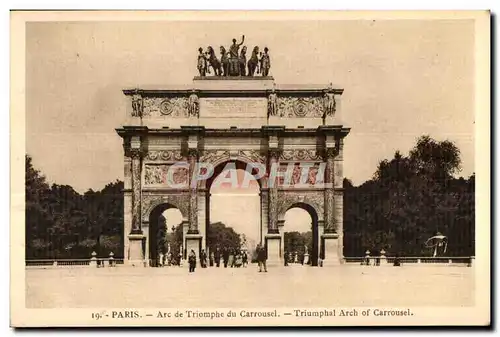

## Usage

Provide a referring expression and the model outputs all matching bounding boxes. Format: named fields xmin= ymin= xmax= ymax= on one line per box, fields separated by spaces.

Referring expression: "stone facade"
xmin=117 ymin=77 xmax=349 ymax=267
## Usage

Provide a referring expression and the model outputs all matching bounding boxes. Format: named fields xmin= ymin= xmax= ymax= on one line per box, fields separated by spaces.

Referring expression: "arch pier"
xmin=116 ymin=76 xmax=350 ymax=267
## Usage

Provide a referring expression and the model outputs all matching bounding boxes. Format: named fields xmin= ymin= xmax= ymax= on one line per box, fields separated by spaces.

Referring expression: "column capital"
xmin=268 ymin=148 xmax=282 ymax=159
xmin=129 ymin=148 xmax=146 ymax=159
xmin=187 ymin=148 xmax=199 ymax=159
xmin=324 ymin=147 xmax=337 ymax=159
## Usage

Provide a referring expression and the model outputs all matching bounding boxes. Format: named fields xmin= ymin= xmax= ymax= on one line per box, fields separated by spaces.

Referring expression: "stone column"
xmin=266 ymin=148 xmax=281 ymax=266
xmin=127 ymin=136 xmax=145 ymax=266
xmin=324 ymin=147 xmax=336 ymax=233
xmin=260 ymin=190 xmax=269 ymax=243
xmin=334 ymin=138 xmax=345 ymax=261
xmin=267 ymin=148 xmax=280 ymax=234
xmin=187 ymin=148 xmax=199 ymax=234
xmin=186 ymin=147 xmax=202 ymax=260
xmin=321 ymin=137 xmax=343 ymax=266
xmin=123 ymin=157 xmax=132 ymax=263
xmin=130 ymin=148 xmax=142 ymax=233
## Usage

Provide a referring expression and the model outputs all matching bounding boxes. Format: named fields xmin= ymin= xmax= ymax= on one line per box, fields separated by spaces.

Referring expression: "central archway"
xmin=204 ymin=160 xmax=263 ymax=264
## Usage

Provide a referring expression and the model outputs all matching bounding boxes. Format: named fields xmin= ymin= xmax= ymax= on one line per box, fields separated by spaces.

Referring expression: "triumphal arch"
xmin=116 ymin=42 xmax=350 ymax=267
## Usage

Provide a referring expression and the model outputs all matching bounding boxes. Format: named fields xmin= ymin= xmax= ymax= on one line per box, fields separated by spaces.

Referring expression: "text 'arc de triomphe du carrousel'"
xmin=116 ymin=36 xmax=350 ymax=267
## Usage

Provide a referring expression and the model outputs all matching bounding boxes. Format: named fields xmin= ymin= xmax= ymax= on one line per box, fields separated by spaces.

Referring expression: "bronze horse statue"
xmin=220 ymin=46 xmax=229 ymax=76
xmin=247 ymin=46 xmax=259 ymax=76
xmin=205 ymin=46 xmax=222 ymax=76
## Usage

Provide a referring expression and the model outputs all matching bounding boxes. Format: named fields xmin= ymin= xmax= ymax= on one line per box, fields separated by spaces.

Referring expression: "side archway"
xmin=146 ymin=201 xmax=186 ymax=267
xmin=279 ymin=202 xmax=321 ymax=266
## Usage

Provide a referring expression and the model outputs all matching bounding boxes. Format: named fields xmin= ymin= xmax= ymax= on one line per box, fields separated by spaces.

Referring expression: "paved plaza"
xmin=26 ymin=264 xmax=474 ymax=308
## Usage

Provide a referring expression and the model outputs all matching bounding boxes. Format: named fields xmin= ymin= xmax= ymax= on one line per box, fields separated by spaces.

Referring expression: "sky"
xmin=25 ymin=18 xmax=476 ymax=239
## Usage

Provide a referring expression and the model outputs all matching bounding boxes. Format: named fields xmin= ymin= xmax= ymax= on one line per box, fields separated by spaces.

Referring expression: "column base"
xmin=265 ymin=234 xmax=282 ymax=267
xmin=127 ymin=233 xmax=146 ymax=267
xmin=321 ymin=233 xmax=343 ymax=266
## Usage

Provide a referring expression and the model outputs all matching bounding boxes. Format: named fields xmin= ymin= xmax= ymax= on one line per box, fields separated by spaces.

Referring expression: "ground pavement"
xmin=26 ymin=263 xmax=474 ymax=308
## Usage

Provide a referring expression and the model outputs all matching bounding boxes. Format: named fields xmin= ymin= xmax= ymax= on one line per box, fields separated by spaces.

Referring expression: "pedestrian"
xmin=228 ymin=249 xmax=235 ymax=268
xmin=223 ymin=247 xmax=229 ymax=268
xmin=256 ymin=243 xmax=267 ymax=272
xmin=235 ymin=253 xmax=242 ymax=268
xmin=209 ymin=251 xmax=214 ymax=267
xmin=188 ymin=249 xmax=196 ymax=272
xmin=215 ymin=247 xmax=221 ymax=268
xmin=158 ymin=252 xmax=164 ymax=267
xmin=242 ymin=251 xmax=248 ymax=267
xmin=200 ymin=249 xmax=207 ymax=268
xmin=393 ymin=253 xmax=401 ymax=267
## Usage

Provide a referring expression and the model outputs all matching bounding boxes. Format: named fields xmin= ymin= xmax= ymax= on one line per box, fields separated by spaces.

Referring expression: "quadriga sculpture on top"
xmin=196 ymin=35 xmax=271 ymax=77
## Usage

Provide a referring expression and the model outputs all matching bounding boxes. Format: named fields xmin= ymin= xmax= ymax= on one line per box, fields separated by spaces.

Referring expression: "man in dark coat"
xmin=256 ymin=243 xmax=267 ymax=272
xmin=214 ymin=247 xmax=221 ymax=267
xmin=188 ymin=249 xmax=197 ymax=273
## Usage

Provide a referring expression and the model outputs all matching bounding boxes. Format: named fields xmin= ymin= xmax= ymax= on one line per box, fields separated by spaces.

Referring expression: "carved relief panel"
xmin=144 ymin=150 xmax=186 ymax=162
xmin=142 ymin=97 xmax=189 ymax=118
xmin=198 ymin=150 xmax=230 ymax=164
xmin=279 ymin=149 xmax=322 ymax=162
xmin=277 ymin=97 xmax=324 ymax=118
xmin=144 ymin=164 xmax=189 ymax=187
xmin=275 ymin=163 xmax=324 ymax=187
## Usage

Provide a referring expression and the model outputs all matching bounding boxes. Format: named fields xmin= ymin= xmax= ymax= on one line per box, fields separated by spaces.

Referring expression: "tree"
xmin=283 ymin=230 xmax=313 ymax=261
xmin=409 ymin=135 xmax=461 ymax=182
xmin=25 ymin=155 xmax=51 ymax=258
xmin=343 ymin=136 xmax=474 ymax=257
xmin=25 ymin=154 xmax=125 ymax=259
xmin=206 ymin=222 xmax=241 ymax=252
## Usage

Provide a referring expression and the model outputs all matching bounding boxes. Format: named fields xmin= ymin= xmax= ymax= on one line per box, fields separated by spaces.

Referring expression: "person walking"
xmin=188 ymin=249 xmax=197 ymax=273
xmin=235 ymin=252 xmax=242 ymax=268
xmin=215 ymin=247 xmax=221 ymax=268
xmin=200 ymin=249 xmax=207 ymax=268
xmin=242 ymin=251 xmax=248 ymax=267
xmin=256 ymin=243 xmax=267 ymax=272
xmin=228 ymin=249 xmax=235 ymax=268
xmin=223 ymin=247 xmax=229 ymax=268
xmin=178 ymin=250 xmax=183 ymax=267
xmin=209 ymin=251 xmax=214 ymax=267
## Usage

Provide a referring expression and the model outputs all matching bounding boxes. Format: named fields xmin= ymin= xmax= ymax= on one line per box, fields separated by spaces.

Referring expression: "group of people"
xmin=187 ymin=244 xmax=268 ymax=273
xmin=157 ymin=251 xmax=183 ymax=267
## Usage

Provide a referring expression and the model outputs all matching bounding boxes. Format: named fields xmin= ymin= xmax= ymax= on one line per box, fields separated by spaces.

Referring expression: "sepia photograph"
xmin=10 ymin=10 xmax=490 ymax=327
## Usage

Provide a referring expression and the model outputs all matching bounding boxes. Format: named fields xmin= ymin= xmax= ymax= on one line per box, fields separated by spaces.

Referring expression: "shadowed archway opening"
xmin=148 ymin=203 xmax=183 ymax=267
xmin=283 ymin=202 xmax=320 ymax=266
